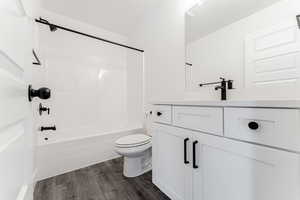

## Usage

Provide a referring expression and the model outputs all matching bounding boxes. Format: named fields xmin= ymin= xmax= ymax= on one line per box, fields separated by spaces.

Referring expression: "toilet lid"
xmin=115 ymin=134 xmax=151 ymax=147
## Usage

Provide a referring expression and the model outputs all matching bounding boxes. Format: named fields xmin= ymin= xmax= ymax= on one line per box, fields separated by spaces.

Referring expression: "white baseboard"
xmin=16 ymin=181 xmax=36 ymax=200
xmin=16 ymin=168 xmax=37 ymax=200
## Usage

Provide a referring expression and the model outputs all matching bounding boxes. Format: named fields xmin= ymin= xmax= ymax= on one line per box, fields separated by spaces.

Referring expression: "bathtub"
xmin=35 ymin=127 xmax=145 ymax=181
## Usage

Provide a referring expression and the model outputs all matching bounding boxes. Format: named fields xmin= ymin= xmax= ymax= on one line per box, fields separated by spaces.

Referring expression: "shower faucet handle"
xmin=39 ymin=103 xmax=50 ymax=115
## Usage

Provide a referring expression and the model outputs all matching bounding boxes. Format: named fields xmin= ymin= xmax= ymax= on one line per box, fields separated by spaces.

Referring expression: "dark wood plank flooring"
xmin=34 ymin=158 xmax=170 ymax=200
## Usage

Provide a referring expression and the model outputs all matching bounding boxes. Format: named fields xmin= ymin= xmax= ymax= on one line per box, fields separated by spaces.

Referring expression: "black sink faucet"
xmin=199 ymin=77 xmax=234 ymax=101
xmin=214 ymin=78 xmax=227 ymax=101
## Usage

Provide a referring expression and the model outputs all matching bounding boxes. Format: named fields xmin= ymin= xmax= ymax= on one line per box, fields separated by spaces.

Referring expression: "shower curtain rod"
xmin=35 ymin=18 xmax=145 ymax=53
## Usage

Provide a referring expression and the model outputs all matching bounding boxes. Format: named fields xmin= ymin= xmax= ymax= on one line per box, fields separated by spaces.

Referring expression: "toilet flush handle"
xmin=157 ymin=111 xmax=162 ymax=116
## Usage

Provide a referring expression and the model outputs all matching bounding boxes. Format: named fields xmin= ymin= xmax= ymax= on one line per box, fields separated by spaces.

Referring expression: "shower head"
xmin=39 ymin=17 xmax=58 ymax=32
xmin=49 ymin=24 xmax=57 ymax=32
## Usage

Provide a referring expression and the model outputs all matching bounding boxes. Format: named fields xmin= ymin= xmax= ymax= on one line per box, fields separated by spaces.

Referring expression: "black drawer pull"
xmin=193 ymin=141 xmax=199 ymax=169
xmin=184 ymin=138 xmax=190 ymax=164
xmin=157 ymin=112 xmax=162 ymax=116
xmin=248 ymin=122 xmax=259 ymax=130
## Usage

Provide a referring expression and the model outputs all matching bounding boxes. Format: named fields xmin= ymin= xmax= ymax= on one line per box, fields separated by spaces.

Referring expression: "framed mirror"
xmin=185 ymin=0 xmax=300 ymax=96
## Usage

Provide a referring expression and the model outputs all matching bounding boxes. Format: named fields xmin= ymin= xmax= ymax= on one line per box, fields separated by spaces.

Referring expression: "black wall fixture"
xmin=297 ymin=15 xmax=300 ymax=29
xmin=32 ymin=49 xmax=41 ymax=65
xmin=28 ymin=85 xmax=51 ymax=102
xmin=35 ymin=17 xmax=145 ymax=53
xmin=40 ymin=126 xmax=56 ymax=132
xmin=38 ymin=18 xmax=57 ymax=32
xmin=39 ymin=103 xmax=50 ymax=115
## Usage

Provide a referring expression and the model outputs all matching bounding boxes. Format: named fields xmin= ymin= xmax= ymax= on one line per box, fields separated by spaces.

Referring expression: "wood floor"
xmin=34 ymin=158 xmax=170 ymax=200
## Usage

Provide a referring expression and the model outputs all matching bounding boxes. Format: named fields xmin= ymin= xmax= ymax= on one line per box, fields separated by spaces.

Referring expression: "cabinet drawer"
xmin=153 ymin=105 xmax=172 ymax=124
xmin=224 ymin=108 xmax=300 ymax=152
xmin=173 ymin=106 xmax=223 ymax=136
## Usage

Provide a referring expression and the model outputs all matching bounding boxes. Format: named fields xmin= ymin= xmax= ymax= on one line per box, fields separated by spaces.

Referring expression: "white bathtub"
xmin=35 ymin=127 xmax=145 ymax=181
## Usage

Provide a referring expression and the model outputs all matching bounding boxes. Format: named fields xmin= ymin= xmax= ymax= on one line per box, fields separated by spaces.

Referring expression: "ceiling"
xmin=41 ymin=0 xmax=161 ymax=36
xmin=186 ymin=0 xmax=281 ymax=43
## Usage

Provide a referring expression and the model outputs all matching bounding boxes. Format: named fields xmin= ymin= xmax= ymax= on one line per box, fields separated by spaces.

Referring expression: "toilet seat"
xmin=115 ymin=134 xmax=151 ymax=148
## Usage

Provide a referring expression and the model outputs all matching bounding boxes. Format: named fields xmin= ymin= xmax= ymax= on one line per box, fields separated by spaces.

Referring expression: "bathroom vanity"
xmin=151 ymin=101 xmax=300 ymax=200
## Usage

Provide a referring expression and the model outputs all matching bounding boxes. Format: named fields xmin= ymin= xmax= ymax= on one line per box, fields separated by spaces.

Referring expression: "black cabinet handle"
xmin=157 ymin=112 xmax=162 ymax=116
xmin=248 ymin=121 xmax=259 ymax=130
xmin=193 ymin=141 xmax=199 ymax=169
xmin=184 ymin=138 xmax=190 ymax=164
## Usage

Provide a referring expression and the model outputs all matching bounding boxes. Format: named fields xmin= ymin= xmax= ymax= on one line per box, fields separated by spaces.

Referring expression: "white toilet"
xmin=115 ymin=134 xmax=152 ymax=177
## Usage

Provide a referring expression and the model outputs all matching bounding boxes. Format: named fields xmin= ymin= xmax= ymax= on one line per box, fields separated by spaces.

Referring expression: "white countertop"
xmin=152 ymin=100 xmax=300 ymax=109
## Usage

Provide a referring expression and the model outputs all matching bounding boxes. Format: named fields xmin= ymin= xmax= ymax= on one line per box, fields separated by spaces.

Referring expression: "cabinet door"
xmin=152 ymin=124 xmax=193 ymax=200
xmin=193 ymin=133 xmax=300 ymax=200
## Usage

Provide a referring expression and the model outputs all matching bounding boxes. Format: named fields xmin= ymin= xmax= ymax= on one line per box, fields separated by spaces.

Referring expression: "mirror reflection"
xmin=185 ymin=0 xmax=299 ymax=97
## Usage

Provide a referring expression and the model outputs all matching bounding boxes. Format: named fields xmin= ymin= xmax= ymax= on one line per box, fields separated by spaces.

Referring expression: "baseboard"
xmin=16 ymin=181 xmax=36 ymax=200
xmin=16 ymin=169 xmax=37 ymax=200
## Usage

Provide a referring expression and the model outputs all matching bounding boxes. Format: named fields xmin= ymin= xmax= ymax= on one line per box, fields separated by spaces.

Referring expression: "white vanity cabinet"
xmin=152 ymin=124 xmax=193 ymax=200
xmin=152 ymin=103 xmax=300 ymax=200
xmin=192 ymin=132 xmax=300 ymax=200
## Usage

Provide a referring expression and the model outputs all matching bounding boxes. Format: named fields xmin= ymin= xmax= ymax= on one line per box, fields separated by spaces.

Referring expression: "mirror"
xmin=184 ymin=0 xmax=297 ymax=94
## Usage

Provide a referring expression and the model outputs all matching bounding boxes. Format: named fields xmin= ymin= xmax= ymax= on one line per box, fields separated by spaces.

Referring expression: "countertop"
xmin=152 ymin=100 xmax=300 ymax=109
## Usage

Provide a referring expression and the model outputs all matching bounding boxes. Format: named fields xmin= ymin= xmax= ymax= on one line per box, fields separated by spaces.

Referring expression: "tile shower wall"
xmin=33 ymin=10 xmax=144 ymax=144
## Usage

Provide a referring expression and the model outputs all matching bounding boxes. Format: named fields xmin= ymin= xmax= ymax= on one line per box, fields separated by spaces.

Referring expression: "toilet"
xmin=115 ymin=134 xmax=152 ymax=177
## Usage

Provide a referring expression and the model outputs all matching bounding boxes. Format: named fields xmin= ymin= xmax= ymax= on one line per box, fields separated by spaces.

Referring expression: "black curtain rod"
xmin=35 ymin=18 xmax=144 ymax=53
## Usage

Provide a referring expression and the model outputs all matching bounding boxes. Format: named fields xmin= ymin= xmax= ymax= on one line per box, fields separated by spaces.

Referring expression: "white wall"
xmin=186 ymin=0 xmax=300 ymax=100
xmin=126 ymin=50 xmax=144 ymax=127
xmin=128 ymin=0 xmax=189 ymax=104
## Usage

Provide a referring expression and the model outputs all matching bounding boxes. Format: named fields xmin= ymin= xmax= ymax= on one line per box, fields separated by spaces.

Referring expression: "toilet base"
xmin=123 ymin=148 xmax=152 ymax=177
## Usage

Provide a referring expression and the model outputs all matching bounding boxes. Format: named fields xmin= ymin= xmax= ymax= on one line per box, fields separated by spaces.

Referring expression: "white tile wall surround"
xmin=33 ymin=10 xmax=144 ymax=145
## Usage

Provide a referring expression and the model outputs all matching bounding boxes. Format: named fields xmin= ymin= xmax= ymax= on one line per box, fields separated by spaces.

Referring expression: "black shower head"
xmin=39 ymin=17 xmax=58 ymax=32
xmin=49 ymin=24 xmax=57 ymax=32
